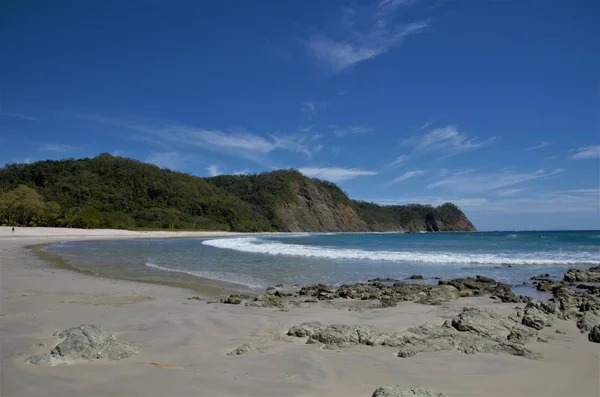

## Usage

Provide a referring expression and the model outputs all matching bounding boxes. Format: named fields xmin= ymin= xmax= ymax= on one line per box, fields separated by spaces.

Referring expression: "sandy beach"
xmin=1 ymin=228 xmax=598 ymax=397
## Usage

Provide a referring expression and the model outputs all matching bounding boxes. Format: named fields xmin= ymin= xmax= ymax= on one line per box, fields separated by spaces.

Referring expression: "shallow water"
xmin=48 ymin=231 xmax=600 ymax=291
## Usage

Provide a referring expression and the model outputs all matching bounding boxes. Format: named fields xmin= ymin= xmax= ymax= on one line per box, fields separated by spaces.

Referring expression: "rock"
xmin=522 ymin=307 xmax=552 ymax=330
xmin=564 ymin=267 xmax=600 ymax=283
xmin=530 ymin=273 xmax=551 ymax=281
xmin=588 ymin=325 xmax=600 ymax=343
xmin=26 ymin=353 xmax=52 ymax=365
xmin=507 ymin=326 xmax=538 ymax=343
xmin=288 ymin=307 xmax=542 ymax=360
xmin=368 ymin=278 xmax=400 ymax=283
xmin=372 ymin=385 xmax=446 ymax=397
xmin=416 ymin=285 xmax=460 ymax=305
xmin=265 ymin=284 xmax=300 ymax=297
xmin=250 ymin=294 xmax=284 ymax=308
xmin=451 ymin=307 xmax=515 ymax=340
xmin=381 ymin=298 xmax=398 ymax=308
xmin=537 ymin=336 xmax=549 ymax=343
xmin=287 ymin=322 xmax=325 ymax=338
xmin=49 ymin=325 xmax=138 ymax=361
xmin=226 ymin=343 xmax=262 ymax=356
xmin=408 ymin=275 xmax=424 ymax=280
xmin=576 ymin=311 xmax=600 ymax=332
xmin=555 ymin=329 xmax=566 ymax=334
xmin=187 ymin=296 xmax=203 ymax=301
xmin=536 ymin=280 xmax=563 ymax=292
xmin=438 ymin=275 xmax=517 ymax=302
xmin=222 ymin=297 xmax=242 ymax=305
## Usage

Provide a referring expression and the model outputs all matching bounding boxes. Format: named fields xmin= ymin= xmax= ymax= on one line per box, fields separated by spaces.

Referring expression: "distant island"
xmin=0 ymin=154 xmax=476 ymax=233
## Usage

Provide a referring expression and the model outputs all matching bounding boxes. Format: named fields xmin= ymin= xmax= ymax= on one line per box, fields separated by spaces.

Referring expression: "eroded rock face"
xmin=27 ymin=325 xmax=138 ymax=364
xmin=372 ymin=385 xmax=446 ymax=397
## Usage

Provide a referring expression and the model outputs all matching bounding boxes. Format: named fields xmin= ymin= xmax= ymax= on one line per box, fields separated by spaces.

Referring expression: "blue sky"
xmin=1 ymin=0 xmax=599 ymax=231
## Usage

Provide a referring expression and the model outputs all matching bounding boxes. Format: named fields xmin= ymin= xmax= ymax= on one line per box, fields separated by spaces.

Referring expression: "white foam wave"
xmin=202 ymin=237 xmax=600 ymax=266
xmin=144 ymin=262 xmax=267 ymax=289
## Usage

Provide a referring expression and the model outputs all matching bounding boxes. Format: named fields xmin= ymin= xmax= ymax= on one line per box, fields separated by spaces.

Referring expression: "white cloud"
xmin=233 ymin=169 xmax=250 ymax=175
xmin=570 ymin=145 xmax=600 ymax=160
xmin=491 ymin=188 xmax=524 ymax=197
xmin=301 ymin=101 xmax=317 ymax=118
xmin=298 ymin=167 xmax=378 ymax=182
xmin=207 ymin=164 xmax=221 ymax=177
xmin=369 ymin=189 xmax=600 ymax=214
xmin=39 ymin=143 xmax=74 ymax=152
xmin=409 ymin=126 xmax=495 ymax=157
xmin=146 ymin=151 xmax=201 ymax=171
xmin=302 ymin=1 xmax=428 ymax=72
xmin=332 ymin=148 xmax=342 ymax=157
xmin=329 ymin=124 xmax=374 ymax=137
xmin=427 ymin=168 xmax=565 ymax=194
xmin=525 ymin=141 xmax=553 ymax=151
xmin=388 ymin=169 xmax=427 ymax=184
xmin=3 ymin=112 xmax=38 ymax=121
xmin=384 ymin=154 xmax=411 ymax=168
xmin=69 ymin=114 xmax=322 ymax=162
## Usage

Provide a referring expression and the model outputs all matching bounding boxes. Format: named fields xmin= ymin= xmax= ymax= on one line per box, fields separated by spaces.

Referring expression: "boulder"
xmin=222 ymin=297 xmax=242 ymax=305
xmin=588 ymin=325 xmax=600 ymax=343
xmin=521 ymin=307 xmax=552 ymax=330
xmin=576 ymin=311 xmax=600 ymax=332
xmin=41 ymin=325 xmax=139 ymax=361
xmin=251 ymin=294 xmax=284 ymax=308
xmin=451 ymin=307 xmax=514 ymax=340
xmin=408 ymin=275 xmax=424 ymax=280
xmin=372 ymin=385 xmax=446 ymax=397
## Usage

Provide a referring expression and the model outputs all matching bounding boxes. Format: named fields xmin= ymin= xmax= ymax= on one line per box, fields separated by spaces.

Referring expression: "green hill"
xmin=0 ymin=154 xmax=476 ymax=232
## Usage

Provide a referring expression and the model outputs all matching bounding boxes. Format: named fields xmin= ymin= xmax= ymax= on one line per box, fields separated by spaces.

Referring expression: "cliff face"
xmin=275 ymin=178 xmax=367 ymax=232
xmin=273 ymin=174 xmax=476 ymax=233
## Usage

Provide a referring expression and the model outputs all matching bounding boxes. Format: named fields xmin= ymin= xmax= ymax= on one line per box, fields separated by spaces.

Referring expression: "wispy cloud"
xmin=384 ymin=154 xmax=411 ymax=168
xmin=233 ymin=169 xmax=250 ymax=175
xmin=38 ymin=143 xmax=74 ymax=153
xmin=570 ymin=145 xmax=600 ymax=160
xmin=329 ymin=124 xmax=374 ymax=137
xmin=525 ymin=141 xmax=553 ymax=151
xmin=491 ymin=188 xmax=524 ymax=197
xmin=68 ymin=114 xmax=323 ymax=162
xmin=369 ymin=189 xmax=600 ymax=214
xmin=302 ymin=1 xmax=429 ymax=72
xmin=427 ymin=168 xmax=565 ymax=194
xmin=207 ymin=164 xmax=221 ymax=177
xmin=408 ymin=126 xmax=496 ymax=157
xmin=388 ymin=169 xmax=427 ymax=184
xmin=145 ymin=151 xmax=202 ymax=171
xmin=298 ymin=167 xmax=378 ymax=182
xmin=3 ymin=112 xmax=38 ymax=121
xmin=301 ymin=101 xmax=317 ymax=119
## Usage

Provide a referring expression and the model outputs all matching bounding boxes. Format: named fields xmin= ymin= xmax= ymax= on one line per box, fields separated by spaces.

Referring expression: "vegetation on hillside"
xmin=0 ymin=155 xmax=474 ymax=232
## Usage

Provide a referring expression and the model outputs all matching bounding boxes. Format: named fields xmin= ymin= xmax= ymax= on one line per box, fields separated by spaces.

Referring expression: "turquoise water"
xmin=48 ymin=231 xmax=600 ymax=290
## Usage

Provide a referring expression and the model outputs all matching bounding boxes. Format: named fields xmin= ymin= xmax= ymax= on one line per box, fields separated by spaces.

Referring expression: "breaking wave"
xmin=144 ymin=262 xmax=268 ymax=289
xmin=202 ymin=237 xmax=600 ymax=266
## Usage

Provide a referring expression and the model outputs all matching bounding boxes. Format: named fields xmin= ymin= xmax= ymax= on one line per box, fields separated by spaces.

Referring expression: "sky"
xmin=1 ymin=0 xmax=599 ymax=231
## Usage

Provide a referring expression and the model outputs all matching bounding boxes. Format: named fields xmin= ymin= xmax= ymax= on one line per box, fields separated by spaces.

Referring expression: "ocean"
xmin=47 ymin=231 xmax=600 ymax=291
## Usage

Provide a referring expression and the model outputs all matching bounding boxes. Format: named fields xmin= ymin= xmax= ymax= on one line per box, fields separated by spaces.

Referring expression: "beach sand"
xmin=1 ymin=227 xmax=598 ymax=396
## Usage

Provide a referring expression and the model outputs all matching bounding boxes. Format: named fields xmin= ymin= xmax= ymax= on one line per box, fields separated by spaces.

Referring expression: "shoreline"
xmin=2 ymin=228 xmax=599 ymax=396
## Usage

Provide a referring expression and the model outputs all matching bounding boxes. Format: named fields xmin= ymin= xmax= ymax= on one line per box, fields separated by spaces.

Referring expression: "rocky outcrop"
xmin=372 ymin=386 xmax=446 ymax=397
xmin=564 ymin=267 xmax=600 ymax=283
xmin=27 ymin=325 xmax=138 ymax=364
xmin=287 ymin=307 xmax=543 ymax=360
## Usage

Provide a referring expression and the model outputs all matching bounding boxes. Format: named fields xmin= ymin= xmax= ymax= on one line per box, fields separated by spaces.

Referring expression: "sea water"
xmin=47 ymin=231 xmax=600 ymax=291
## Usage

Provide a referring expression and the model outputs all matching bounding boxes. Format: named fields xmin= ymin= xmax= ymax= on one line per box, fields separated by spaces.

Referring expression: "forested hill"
xmin=0 ymin=154 xmax=476 ymax=232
